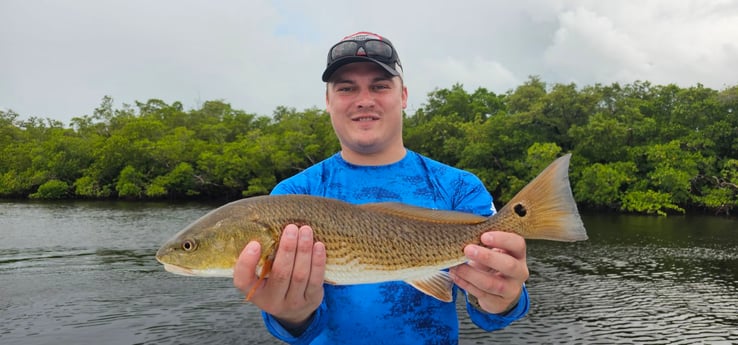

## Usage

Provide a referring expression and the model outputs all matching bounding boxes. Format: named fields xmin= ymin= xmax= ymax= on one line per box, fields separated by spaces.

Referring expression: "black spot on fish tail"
xmin=514 ymin=203 xmax=527 ymax=217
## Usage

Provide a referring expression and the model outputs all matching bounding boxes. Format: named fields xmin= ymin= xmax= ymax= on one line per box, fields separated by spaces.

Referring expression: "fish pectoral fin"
xmin=360 ymin=203 xmax=487 ymax=224
xmin=246 ymin=258 xmax=273 ymax=301
xmin=405 ymin=271 xmax=454 ymax=303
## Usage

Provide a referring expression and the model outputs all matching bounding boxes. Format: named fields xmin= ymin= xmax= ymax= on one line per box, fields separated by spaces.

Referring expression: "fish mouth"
xmin=156 ymin=257 xmax=234 ymax=277
xmin=161 ymin=262 xmax=196 ymax=276
xmin=156 ymin=255 xmax=195 ymax=276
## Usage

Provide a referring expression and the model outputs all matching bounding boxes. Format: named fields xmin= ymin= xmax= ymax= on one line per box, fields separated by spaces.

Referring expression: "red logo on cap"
xmin=343 ymin=31 xmax=383 ymax=41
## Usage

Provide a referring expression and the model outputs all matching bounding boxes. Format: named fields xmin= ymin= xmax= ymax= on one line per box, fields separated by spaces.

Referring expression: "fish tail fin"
xmin=495 ymin=153 xmax=588 ymax=242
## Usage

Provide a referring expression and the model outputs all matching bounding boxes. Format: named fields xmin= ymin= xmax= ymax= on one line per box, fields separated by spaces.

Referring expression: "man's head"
xmin=323 ymin=32 xmax=408 ymax=165
xmin=322 ymin=32 xmax=403 ymax=83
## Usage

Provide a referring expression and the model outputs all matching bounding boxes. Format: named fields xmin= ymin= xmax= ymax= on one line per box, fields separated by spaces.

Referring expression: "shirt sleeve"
xmin=261 ymin=303 xmax=328 ymax=345
xmin=465 ymin=284 xmax=530 ymax=331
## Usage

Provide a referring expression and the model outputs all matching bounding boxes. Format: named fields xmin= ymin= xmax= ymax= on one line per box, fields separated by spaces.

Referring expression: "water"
xmin=1 ymin=201 xmax=737 ymax=344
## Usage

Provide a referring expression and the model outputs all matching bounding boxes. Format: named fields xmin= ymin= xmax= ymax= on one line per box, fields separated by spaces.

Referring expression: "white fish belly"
xmin=324 ymin=257 xmax=467 ymax=285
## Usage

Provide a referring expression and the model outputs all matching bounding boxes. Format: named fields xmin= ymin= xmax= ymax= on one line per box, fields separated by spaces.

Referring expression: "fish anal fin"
xmin=360 ymin=203 xmax=487 ymax=224
xmin=405 ymin=271 xmax=454 ymax=302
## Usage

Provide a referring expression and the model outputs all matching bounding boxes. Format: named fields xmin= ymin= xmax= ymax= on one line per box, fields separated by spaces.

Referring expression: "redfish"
xmin=156 ymin=154 xmax=587 ymax=302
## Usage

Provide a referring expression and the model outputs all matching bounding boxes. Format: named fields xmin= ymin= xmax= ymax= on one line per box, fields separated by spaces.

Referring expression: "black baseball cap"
xmin=322 ymin=31 xmax=403 ymax=82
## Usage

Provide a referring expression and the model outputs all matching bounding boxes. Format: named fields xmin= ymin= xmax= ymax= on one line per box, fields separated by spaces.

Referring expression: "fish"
xmin=155 ymin=153 xmax=587 ymax=302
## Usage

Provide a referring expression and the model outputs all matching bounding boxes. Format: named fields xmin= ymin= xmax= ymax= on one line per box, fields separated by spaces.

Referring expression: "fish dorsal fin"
xmin=405 ymin=271 xmax=454 ymax=302
xmin=359 ymin=202 xmax=487 ymax=224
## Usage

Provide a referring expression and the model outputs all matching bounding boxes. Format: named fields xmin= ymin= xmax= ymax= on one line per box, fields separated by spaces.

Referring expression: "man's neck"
xmin=340 ymin=146 xmax=407 ymax=166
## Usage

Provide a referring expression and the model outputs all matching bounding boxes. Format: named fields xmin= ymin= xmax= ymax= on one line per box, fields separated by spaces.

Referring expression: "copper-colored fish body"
xmin=156 ymin=154 xmax=588 ymax=301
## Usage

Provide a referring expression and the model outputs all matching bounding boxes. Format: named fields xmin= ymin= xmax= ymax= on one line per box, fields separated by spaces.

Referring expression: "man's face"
xmin=325 ymin=62 xmax=408 ymax=157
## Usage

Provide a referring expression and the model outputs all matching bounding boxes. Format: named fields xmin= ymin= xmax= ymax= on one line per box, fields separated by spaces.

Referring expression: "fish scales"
xmin=232 ymin=194 xmax=484 ymax=273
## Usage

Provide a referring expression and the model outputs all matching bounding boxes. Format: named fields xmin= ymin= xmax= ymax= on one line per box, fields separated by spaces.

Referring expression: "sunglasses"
xmin=328 ymin=39 xmax=396 ymax=64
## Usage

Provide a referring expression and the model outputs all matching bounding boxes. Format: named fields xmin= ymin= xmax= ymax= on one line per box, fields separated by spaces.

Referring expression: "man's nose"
xmin=356 ymin=88 xmax=375 ymax=109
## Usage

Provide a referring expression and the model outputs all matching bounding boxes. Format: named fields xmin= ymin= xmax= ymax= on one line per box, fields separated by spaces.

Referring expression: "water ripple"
xmin=2 ymin=203 xmax=737 ymax=344
xmin=459 ymin=241 xmax=738 ymax=344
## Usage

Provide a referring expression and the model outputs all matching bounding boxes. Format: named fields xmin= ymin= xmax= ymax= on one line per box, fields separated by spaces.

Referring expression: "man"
xmin=233 ymin=31 xmax=529 ymax=344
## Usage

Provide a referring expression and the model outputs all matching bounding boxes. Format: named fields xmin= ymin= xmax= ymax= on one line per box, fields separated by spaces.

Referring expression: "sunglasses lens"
xmin=331 ymin=41 xmax=359 ymax=60
xmin=330 ymin=40 xmax=394 ymax=62
xmin=364 ymin=41 xmax=393 ymax=58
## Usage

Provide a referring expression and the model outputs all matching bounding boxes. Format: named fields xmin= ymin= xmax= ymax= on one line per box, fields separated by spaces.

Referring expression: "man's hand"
xmin=233 ymin=224 xmax=326 ymax=331
xmin=449 ymin=231 xmax=529 ymax=314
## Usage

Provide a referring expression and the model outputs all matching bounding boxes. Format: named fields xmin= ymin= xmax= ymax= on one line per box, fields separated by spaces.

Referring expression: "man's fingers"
xmin=233 ymin=241 xmax=261 ymax=292
xmin=453 ymin=268 xmax=501 ymax=297
xmin=284 ymin=226 xmax=316 ymax=301
xmin=452 ymin=261 xmax=506 ymax=296
xmin=480 ymin=232 xmax=527 ymax=259
xmin=305 ymin=241 xmax=326 ymax=300
xmin=451 ymin=262 xmax=520 ymax=314
xmin=467 ymin=244 xmax=526 ymax=280
xmin=268 ymin=224 xmax=300 ymax=299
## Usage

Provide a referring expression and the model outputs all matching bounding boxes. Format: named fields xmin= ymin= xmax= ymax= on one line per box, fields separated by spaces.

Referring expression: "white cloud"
xmin=543 ymin=7 xmax=651 ymax=83
xmin=541 ymin=1 xmax=738 ymax=87
xmin=409 ymin=56 xmax=518 ymax=107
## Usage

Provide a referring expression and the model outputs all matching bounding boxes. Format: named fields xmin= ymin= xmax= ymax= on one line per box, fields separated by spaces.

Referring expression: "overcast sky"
xmin=2 ymin=0 xmax=737 ymax=125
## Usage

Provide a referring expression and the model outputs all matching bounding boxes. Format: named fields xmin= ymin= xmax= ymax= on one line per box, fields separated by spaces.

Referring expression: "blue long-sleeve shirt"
xmin=263 ymin=150 xmax=529 ymax=344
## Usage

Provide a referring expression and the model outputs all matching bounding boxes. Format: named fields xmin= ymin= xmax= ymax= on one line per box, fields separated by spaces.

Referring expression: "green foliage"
xmin=30 ymin=179 xmax=70 ymax=199
xmin=574 ymin=161 xmax=637 ymax=208
xmin=643 ymin=140 xmax=708 ymax=204
xmin=525 ymin=142 xmax=562 ymax=175
xmin=243 ymin=176 xmax=277 ymax=197
xmin=569 ymin=112 xmax=629 ymax=162
xmin=410 ymin=83 xmax=505 ymax=124
xmin=2 ymin=80 xmax=736 ymax=218
xmin=494 ymin=142 xmax=563 ymax=202
xmin=694 ymin=158 xmax=738 ymax=215
xmin=146 ymin=162 xmax=199 ymax=198
xmin=74 ymin=176 xmax=112 ymax=198
xmin=621 ymin=190 xmax=685 ymax=216
xmin=405 ymin=113 xmax=466 ymax=166
xmin=698 ymin=187 xmax=737 ymax=214
xmin=116 ymin=165 xmax=145 ymax=199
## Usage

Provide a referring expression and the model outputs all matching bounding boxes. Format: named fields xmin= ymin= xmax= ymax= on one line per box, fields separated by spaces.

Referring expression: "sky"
xmin=2 ymin=0 xmax=737 ymax=125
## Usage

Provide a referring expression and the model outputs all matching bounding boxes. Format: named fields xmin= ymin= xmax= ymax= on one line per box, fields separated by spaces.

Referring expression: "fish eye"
xmin=182 ymin=239 xmax=197 ymax=251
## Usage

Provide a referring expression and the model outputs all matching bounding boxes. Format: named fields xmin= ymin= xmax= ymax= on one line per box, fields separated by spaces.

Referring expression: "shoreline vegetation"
xmin=2 ymin=77 xmax=737 ymax=216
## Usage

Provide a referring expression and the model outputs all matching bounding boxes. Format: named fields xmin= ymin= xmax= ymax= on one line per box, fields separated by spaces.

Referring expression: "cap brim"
xmin=322 ymin=56 xmax=401 ymax=82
